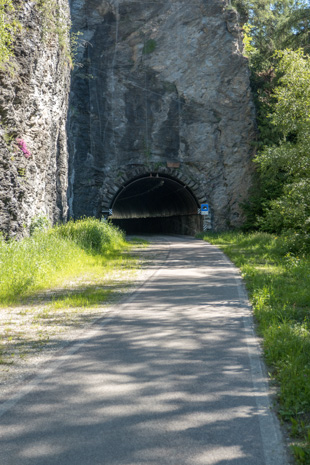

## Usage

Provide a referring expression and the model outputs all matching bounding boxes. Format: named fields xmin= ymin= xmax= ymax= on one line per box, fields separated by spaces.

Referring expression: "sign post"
xmin=200 ymin=204 xmax=209 ymax=215
xmin=199 ymin=204 xmax=211 ymax=231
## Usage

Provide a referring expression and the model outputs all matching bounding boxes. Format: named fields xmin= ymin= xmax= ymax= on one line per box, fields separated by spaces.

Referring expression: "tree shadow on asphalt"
xmin=0 ymin=239 xmax=279 ymax=464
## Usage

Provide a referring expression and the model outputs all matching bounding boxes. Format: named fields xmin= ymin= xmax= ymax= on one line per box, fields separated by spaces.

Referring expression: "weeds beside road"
xmin=2 ymin=224 xmax=310 ymax=462
xmin=0 ymin=219 xmax=145 ymax=392
xmin=199 ymin=231 xmax=310 ymax=464
xmin=0 ymin=217 xmax=128 ymax=306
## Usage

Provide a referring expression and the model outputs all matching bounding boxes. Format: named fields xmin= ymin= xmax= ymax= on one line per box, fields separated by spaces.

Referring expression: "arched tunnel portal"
xmin=110 ymin=174 xmax=202 ymax=235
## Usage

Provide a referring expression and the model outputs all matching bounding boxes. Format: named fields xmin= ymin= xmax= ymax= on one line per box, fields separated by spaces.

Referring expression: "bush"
xmin=0 ymin=218 xmax=127 ymax=304
xmin=30 ymin=215 xmax=50 ymax=235
xmin=53 ymin=218 xmax=126 ymax=254
xmin=0 ymin=232 xmax=82 ymax=303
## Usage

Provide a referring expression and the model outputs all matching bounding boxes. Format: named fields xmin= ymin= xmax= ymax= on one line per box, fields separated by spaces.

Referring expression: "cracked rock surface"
xmin=69 ymin=0 xmax=256 ymax=229
xmin=0 ymin=0 xmax=70 ymax=238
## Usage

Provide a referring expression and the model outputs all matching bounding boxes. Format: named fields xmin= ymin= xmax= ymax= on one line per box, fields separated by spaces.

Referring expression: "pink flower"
xmin=16 ymin=138 xmax=31 ymax=159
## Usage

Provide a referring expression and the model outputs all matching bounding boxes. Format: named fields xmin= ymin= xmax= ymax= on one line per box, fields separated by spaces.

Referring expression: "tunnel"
xmin=109 ymin=174 xmax=202 ymax=235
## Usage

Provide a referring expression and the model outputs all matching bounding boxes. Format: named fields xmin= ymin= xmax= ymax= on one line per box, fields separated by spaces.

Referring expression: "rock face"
xmin=0 ymin=0 xmax=256 ymax=237
xmin=69 ymin=0 xmax=256 ymax=231
xmin=0 ymin=0 xmax=71 ymax=238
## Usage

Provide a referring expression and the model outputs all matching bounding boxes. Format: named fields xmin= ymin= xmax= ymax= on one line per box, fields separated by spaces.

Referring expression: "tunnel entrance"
xmin=109 ymin=174 xmax=201 ymax=235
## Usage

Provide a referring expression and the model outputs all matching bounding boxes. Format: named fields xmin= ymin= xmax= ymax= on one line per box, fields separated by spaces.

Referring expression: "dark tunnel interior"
xmin=110 ymin=174 xmax=201 ymax=235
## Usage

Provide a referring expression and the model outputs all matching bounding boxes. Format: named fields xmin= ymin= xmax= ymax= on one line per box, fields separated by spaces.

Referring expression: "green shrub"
xmin=30 ymin=215 xmax=50 ymax=235
xmin=0 ymin=232 xmax=82 ymax=303
xmin=53 ymin=218 xmax=126 ymax=255
xmin=0 ymin=218 xmax=127 ymax=305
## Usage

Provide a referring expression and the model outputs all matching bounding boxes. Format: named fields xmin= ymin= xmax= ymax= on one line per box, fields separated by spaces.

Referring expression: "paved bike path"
xmin=0 ymin=236 xmax=288 ymax=464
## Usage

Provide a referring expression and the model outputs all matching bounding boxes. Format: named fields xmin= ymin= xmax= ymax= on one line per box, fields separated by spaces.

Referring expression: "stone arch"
xmin=100 ymin=166 xmax=209 ymax=235
xmin=100 ymin=166 xmax=207 ymax=211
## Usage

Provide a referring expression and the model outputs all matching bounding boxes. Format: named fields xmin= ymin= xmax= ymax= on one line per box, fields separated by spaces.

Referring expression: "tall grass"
xmin=0 ymin=218 xmax=127 ymax=305
xmin=198 ymin=231 xmax=310 ymax=463
xmin=54 ymin=217 xmax=126 ymax=254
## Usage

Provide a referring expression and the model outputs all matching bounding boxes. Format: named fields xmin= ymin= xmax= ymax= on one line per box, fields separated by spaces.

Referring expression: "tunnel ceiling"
xmin=111 ymin=175 xmax=199 ymax=219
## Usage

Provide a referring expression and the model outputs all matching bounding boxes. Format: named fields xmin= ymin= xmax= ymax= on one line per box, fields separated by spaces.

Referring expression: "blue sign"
xmin=201 ymin=204 xmax=209 ymax=215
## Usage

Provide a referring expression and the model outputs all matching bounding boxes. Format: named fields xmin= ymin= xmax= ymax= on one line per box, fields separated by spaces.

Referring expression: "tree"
xmin=232 ymin=1 xmax=310 ymax=233
xmin=233 ymin=0 xmax=310 ymax=66
xmin=254 ymin=50 xmax=310 ymax=241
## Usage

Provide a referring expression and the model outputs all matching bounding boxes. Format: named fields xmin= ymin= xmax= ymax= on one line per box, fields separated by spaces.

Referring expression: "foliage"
xmin=242 ymin=23 xmax=257 ymax=58
xmin=198 ymin=230 xmax=310 ymax=462
xmin=70 ymin=30 xmax=83 ymax=68
xmin=53 ymin=217 xmax=126 ymax=254
xmin=233 ymin=0 xmax=310 ymax=64
xmin=0 ymin=218 xmax=128 ymax=305
xmin=231 ymin=0 xmax=310 ymax=237
xmin=0 ymin=0 xmax=18 ymax=69
xmin=35 ymin=0 xmax=72 ymax=66
xmin=269 ymin=49 xmax=310 ymax=137
xmin=234 ymin=0 xmax=310 ymax=143
xmin=30 ymin=215 xmax=50 ymax=235
xmin=254 ymin=50 xmax=310 ymax=243
xmin=276 ymin=5 xmax=310 ymax=54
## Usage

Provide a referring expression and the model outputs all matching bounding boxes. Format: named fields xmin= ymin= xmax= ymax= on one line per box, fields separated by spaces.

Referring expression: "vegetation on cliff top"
xmin=0 ymin=0 xmax=75 ymax=70
xmin=0 ymin=0 xmax=18 ymax=69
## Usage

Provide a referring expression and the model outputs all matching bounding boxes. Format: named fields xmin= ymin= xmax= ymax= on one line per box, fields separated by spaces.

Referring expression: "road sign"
xmin=201 ymin=204 xmax=209 ymax=215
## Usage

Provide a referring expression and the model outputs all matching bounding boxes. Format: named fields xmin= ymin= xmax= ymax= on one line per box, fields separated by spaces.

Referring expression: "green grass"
xmin=0 ymin=219 xmax=148 ymax=368
xmin=127 ymin=237 xmax=149 ymax=246
xmin=198 ymin=231 xmax=310 ymax=463
xmin=0 ymin=0 xmax=18 ymax=69
xmin=0 ymin=218 xmax=129 ymax=305
xmin=50 ymin=288 xmax=113 ymax=309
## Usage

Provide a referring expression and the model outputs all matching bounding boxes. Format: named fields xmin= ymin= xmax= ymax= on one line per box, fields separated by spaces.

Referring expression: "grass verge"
xmin=0 ymin=218 xmax=129 ymax=305
xmin=198 ymin=231 xmax=310 ymax=464
xmin=0 ymin=219 xmax=146 ymax=371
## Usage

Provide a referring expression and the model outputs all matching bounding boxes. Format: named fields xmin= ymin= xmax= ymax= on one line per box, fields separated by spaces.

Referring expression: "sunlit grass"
xmin=50 ymin=288 xmax=113 ymax=309
xmin=0 ymin=218 xmax=131 ymax=306
xmin=198 ymin=231 xmax=310 ymax=463
xmin=127 ymin=237 xmax=149 ymax=246
xmin=0 ymin=219 xmax=145 ymax=369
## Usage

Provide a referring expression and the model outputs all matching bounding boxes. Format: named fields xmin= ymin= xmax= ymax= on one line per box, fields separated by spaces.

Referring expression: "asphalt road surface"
xmin=0 ymin=236 xmax=288 ymax=465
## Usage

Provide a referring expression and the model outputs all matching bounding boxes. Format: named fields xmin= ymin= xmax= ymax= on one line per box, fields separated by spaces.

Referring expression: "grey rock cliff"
xmin=0 ymin=0 xmax=71 ymax=238
xmin=68 ymin=0 xmax=256 ymax=230
xmin=0 ymin=0 xmax=256 ymax=237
